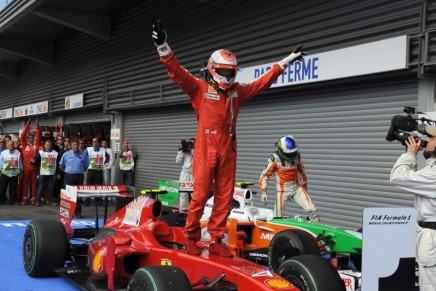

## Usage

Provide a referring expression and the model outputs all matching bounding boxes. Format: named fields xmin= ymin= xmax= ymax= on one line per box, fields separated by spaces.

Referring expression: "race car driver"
xmin=259 ymin=135 xmax=319 ymax=222
xmin=390 ymin=132 xmax=436 ymax=291
xmin=153 ymin=20 xmax=306 ymax=256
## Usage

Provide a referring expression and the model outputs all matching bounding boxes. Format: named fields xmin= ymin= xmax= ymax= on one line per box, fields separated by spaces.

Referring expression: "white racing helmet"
xmin=277 ymin=135 xmax=298 ymax=162
xmin=207 ymin=49 xmax=238 ymax=90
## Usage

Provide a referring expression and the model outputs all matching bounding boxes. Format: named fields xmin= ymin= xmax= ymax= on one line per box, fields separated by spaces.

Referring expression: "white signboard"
xmin=14 ymin=101 xmax=48 ymax=117
xmin=0 ymin=108 xmax=13 ymax=119
xmin=65 ymin=93 xmax=83 ymax=110
xmin=361 ymin=207 xmax=416 ymax=291
xmin=236 ymin=36 xmax=407 ymax=87
xmin=110 ymin=128 xmax=120 ymax=140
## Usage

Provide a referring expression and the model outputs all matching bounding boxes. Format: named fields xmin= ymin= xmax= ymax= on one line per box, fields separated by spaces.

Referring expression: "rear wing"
xmin=60 ymin=185 xmax=136 ymax=236
xmin=75 ymin=185 xmax=136 ymax=198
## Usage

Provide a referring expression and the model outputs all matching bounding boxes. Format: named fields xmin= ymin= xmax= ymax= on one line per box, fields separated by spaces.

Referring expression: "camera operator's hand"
xmin=405 ymin=136 xmax=421 ymax=156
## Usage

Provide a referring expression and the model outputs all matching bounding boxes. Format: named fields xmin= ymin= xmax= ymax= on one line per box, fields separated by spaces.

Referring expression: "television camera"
xmin=386 ymin=106 xmax=436 ymax=149
xmin=180 ymin=139 xmax=195 ymax=153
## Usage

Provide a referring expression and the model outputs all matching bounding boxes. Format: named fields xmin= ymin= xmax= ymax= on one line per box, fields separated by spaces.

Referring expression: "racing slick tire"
xmin=278 ymin=254 xmax=346 ymax=291
xmin=22 ymin=220 xmax=68 ymax=277
xmin=127 ymin=266 xmax=191 ymax=291
xmin=268 ymin=229 xmax=320 ymax=273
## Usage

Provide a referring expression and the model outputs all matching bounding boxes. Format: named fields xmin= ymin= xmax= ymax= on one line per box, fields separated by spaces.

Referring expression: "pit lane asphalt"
xmin=0 ymin=200 xmax=118 ymax=220
xmin=0 ymin=201 xmax=119 ymax=291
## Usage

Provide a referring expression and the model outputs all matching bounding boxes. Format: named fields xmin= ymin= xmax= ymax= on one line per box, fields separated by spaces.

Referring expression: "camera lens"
xmin=395 ymin=131 xmax=410 ymax=145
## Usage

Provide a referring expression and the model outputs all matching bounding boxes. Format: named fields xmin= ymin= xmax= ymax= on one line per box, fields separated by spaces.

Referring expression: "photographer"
xmin=176 ymin=138 xmax=195 ymax=213
xmin=390 ymin=127 xmax=436 ymax=290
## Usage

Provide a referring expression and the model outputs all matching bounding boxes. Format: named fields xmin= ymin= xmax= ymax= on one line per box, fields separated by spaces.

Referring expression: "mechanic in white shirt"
xmin=390 ymin=127 xmax=436 ymax=291
xmin=101 ymin=140 xmax=114 ymax=185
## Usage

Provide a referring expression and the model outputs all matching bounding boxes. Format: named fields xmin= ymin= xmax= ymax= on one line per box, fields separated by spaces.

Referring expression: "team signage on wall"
xmin=110 ymin=128 xmax=120 ymax=140
xmin=0 ymin=107 xmax=13 ymax=119
xmin=236 ymin=35 xmax=407 ymax=87
xmin=13 ymin=101 xmax=48 ymax=118
xmin=65 ymin=93 xmax=84 ymax=110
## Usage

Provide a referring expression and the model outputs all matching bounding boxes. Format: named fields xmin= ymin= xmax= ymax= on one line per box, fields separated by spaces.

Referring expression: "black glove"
xmin=279 ymin=44 xmax=307 ymax=68
xmin=152 ymin=20 xmax=167 ymax=46
xmin=291 ymin=44 xmax=307 ymax=62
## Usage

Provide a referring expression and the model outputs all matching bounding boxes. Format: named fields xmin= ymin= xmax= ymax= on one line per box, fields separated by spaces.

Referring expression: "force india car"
xmin=22 ymin=185 xmax=345 ymax=291
xmin=197 ymin=182 xmax=363 ymax=291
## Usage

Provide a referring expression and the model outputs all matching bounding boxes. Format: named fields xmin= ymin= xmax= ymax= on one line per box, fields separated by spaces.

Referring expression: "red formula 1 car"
xmin=22 ymin=185 xmax=344 ymax=291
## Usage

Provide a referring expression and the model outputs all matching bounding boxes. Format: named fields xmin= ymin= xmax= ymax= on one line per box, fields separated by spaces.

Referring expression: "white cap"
xmin=425 ymin=125 xmax=436 ymax=137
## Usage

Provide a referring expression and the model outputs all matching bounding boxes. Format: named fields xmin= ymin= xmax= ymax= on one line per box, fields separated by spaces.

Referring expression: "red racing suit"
xmin=15 ymin=147 xmax=24 ymax=202
xmin=20 ymin=124 xmax=41 ymax=202
xmin=160 ymin=52 xmax=283 ymax=239
xmin=259 ymin=151 xmax=319 ymax=221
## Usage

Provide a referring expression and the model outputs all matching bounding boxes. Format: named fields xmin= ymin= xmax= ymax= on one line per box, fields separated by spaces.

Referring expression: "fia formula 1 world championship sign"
xmin=236 ymin=35 xmax=407 ymax=87
xmin=361 ymin=207 xmax=416 ymax=291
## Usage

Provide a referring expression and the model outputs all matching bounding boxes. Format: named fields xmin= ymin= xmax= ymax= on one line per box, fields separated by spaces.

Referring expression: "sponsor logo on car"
xmin=264 ymin=279 xmax=291 ymax=289
xmin=60 ymin=200 xmax=71 ymax=208
xmin=179 ymin=181 xmax=193 ymax=191
xmin=161 ymin=258 xmax=172 ymax=266
xmin=60 ymin=207 xmax=70 ymax=218
xmin=76 ymin=185 xmax=119 ymax=192
xmin=122 ymin=196 xmax=150 ymax=226
xmin=248 ymin=252 xmax=268 ymax=258
xmin=252 ymin=270 xmax=273 ymax=277
xmin=233 ymin=189 xmax=245 ymax=198
xmin=60 ymin=190 xmax=73 ymax=200
xmin=260 ymin=233 xmax=274 ymax=240
xmin=92 ymin=249 xmax=104 ymax=274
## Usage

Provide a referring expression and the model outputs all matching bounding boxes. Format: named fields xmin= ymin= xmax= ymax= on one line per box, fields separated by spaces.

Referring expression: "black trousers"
xmin=52 ymin=172 xmax=64 ymax=202
xmin=119 ymin=170 xmax=134 ymax=186
xmin=36 ymin=175 xmax=55 ymax=202
xmin=85 ymin=170 xmax=104 ymax=205
xmin=0 ymin=174 xmax=18 ymax=204
xmin=64 ymin=173 xmax=84 ymax=214
xmin=86 ymin=169 xmax=103 ymax=185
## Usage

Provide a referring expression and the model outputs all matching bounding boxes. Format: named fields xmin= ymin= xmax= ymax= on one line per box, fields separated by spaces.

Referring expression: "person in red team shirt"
xmin=20 ymin=118 xmax=41 ymax=205
xmin=153 ymin=20 xmax=306 ymax=256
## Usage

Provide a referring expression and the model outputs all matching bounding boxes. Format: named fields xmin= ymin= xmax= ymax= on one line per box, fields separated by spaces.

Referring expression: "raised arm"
xmin=20 ymin=118 xmax=31 ymax=144
xmin=238 ymin=45 xmax=307 ymax=102
xmin=152 ymin=20 xmax=199 ymax=99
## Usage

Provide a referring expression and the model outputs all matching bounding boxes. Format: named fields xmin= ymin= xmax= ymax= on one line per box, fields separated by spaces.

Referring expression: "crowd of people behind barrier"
xmin=0 ymin=118 xmax=137 ymax=215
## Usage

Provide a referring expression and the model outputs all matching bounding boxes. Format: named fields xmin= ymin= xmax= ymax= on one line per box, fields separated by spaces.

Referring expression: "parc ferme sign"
xmin=236 ymin=36 xmax=407 ymax=87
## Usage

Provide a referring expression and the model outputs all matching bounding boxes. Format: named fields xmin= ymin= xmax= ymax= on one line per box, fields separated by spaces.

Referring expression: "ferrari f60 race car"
xmin=22 ymin=185 xmax=345 ymax=291
xmin=198 ymin=182 xmax=362 ymax=291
